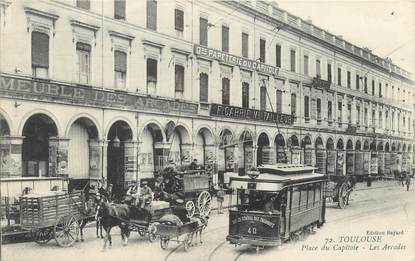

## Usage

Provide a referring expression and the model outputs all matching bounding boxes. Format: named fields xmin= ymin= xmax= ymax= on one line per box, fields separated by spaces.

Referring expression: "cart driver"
xmin=126 ymin=182 xmax=140 ymax=206
xmin=138 ymin=181 xmax=153 ymax=209
xmin=263 ymin=195 xmax=278 ymax=214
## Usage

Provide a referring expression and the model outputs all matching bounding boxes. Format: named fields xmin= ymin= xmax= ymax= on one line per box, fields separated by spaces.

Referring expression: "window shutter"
xmin=290 ymin=50 xmax=296 ymax=72
xmin=260 ymin=86 xmax=266 ymax=110
xmin=259 ymin=39 xmax=266 ymax=62
xmin=147 ymin=0 xmax=157 ymax=30
xmin=304 ymin=96 xmax=309 ymax=118
xmin=175 ymin=9 xmax=184 ymax=31
xmin=275 ymin=45 xmax=281 ymax=67
xmin=114 ymin=51 xmax=127 ymax=73
xmin=222 ymin=78 xmax=230 ymax=105
xmin=200 ymin=18 xmax=208 ymax=46
xmin=310 ymin=98 xmax=316 ymax=119
xmin=242 ymin=82 xmax=249 ymax=108
xmin=32 ymin=32 xmax=49 ymax=68
xmin=242 ymin=33 xmax=249 ymax=58
xmin=276 ymin=90 xmax=282 ymax=113
xmin=147 ymin=59 xmax=158 ymax=82
xmin=222 ymin=26 xmax=229 ymax=52
xmin=76 ymin=0 xmax=90 ymax=10
xmin=175 ymin=65 xmax=184 ymax=92
xmin=199 ymin=73 xmax=208 ymax=102
xmin=114 ymin=0 xmax=126 ymax=19
xmin=291 ymin=93 xmax=296 ymax=116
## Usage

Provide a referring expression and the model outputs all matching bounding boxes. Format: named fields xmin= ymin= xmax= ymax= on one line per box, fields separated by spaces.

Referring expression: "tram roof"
xmin=257 ymin=164 xmax=317 ymax=175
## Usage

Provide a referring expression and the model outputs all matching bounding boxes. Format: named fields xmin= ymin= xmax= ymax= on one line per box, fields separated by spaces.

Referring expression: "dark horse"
xmin=76 ymin=196 xmax=104 ymax=242
xmin=96 ymin=201 xmax=131 ymax=249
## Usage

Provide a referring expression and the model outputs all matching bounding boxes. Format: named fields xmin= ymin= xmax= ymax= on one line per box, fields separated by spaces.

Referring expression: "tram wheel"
xmin=148 ymin=223 xmax=157 ymax=242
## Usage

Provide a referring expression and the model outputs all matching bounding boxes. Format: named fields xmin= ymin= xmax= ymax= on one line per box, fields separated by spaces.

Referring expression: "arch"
xmin=219 ymin=128 xmax=235 ymax=145
xmin=258 ymin=132 xmax=270 ymax=146
xmin=257 ymin=132 xmax=270 ymax=165
xmin=171 ymin=125 xmax=191 ymax=144
xmin=196 ymin=126 xmax=215 ymax=145
xmin=377 ymin=142 xmax=384 ymax=151
xmin=19 ymin=109 xmax=62 ymax=137
xmin=139 ymin=120 xmax=165 ymax=143
xmin=385 ymin=142 xmax=390 ymax=152
xmin=336 ymin=138 xmax=344 ymax=150
xmin=355 ymin=140 xmax=362 ymax=150
xmin=65 ymin=115 xmax=100 ymax=140
xmin=315 ymin=136 xmax=324 ymax=149
xmin=0 ymin=109 xmax=13 ymax=135
xmin=326 ymin=138 xmax=335 ymax=150
xmin=238 ymin=129 xmax=254 ymax=142
xmin=275 ymin=133 xmax=285 ymax=146
xmin=370 ymin=140 xmax=376 ymax=151
xmin=301 ymin=135 xmax=312 ymax=148
xmin=363 ymin=140 xmax=370 ymax=150
xmin=391 ymin=142 xmax=396 ymax=151
xmin=288 ymin=135 xmax=299 ymax=147
xmin=346 ymin=139 xmax=353 ymax=150
xmin=105 ymin=116 xmax=136 ymax=141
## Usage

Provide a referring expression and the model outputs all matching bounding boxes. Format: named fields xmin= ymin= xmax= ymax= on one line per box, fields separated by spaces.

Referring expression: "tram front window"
xmin=237 ymin=189 xmax=283 ymax=214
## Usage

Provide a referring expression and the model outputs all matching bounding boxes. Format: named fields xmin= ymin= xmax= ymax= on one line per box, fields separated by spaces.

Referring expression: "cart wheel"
xmin=34 ymin=228 xmax=52 ymax=244
xmin=148 ymin=224 xmax=157 ymax=242
xmin=197 ymin=191 xmax=211 ymax=216
xmin=185 ymin=200 xmax=196 ymax=218
xmin=338 ymin=183 xmax=348 ymax=209
xmin=54 ymin=215 xmax=79 ymax=247
xmin=160 ymin=237 xmax=169 ymax=250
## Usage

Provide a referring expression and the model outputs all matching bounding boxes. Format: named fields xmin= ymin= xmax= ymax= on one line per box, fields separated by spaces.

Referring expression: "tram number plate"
xmin=247 ymin=227 xmax=257 ymax=235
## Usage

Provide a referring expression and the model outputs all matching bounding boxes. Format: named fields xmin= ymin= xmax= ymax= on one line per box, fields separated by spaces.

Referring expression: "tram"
xmin=226 ymin=164 xmax=327 ymax=251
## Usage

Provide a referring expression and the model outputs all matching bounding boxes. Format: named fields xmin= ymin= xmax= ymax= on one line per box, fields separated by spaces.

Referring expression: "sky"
xmin=274 ymin=0 xmax=415 ymax=77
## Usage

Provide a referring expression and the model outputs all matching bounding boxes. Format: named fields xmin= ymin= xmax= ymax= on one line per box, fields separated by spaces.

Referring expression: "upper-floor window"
xmin=303 ymin=55 xmax=309 ymax=76
xmin=290 ymin=50 xmax=296 ymax=72
xmin=355 ymin=74 xmax=360 ymax=90
xmin=275 ymin=45 xmax=281 ymax=68
xmin=315 ymin=59 xmax=321 ymax=77
xmin=76 ymin=42 xmax=91 ymax=85
xmin=304 ymin=96 xmax=309 ymax=119
xmin=276 ymin=90 xmax=282 ymax=113
xmin=379 ymin=111 xmax=383 ymax=128
xmin=260 ymin=86 xmax=267 ymax=110
xmin=379 ymin=83 xmax=382 ymax=97
xmin=327 ymin=101 xmax=332 ymax=120
xmin=327 ymin=63 xmax=332 ymax=82
xmin=338 ymin=101 xmax=342 ymax=123
xmin=291 ymin=93 xmax=296 ymax=117
xmin=114 ymin=50 xmax=127 ymax=89
xmin=364 ymin=108 xmax=368 ymax=126
xmin=371 ymin=80 xmax=375 ymax=95
xmin=199 ymin=73 xmax=208 ymax=102
xmin=337 ymin=67 xmax=341 ymax=86
xmin=32 ymin=31 xmax=49 ymax=79
xmin=222 ymin=25 xmax=229 ymax=52
xmin=259 ymin=39 xmax=266 ymax=63
xmin=175 ymin=65 xmax=184 ymax=96
xmin=146 ymin=58 xmax=157 ymax=94
xmin=356 ymin=105 xmax=361 ymax=124
xmin=372 ymin=110 xmax=376 ymax=127
xmin=364 ymin=77 xmax=368 ymax=93
xmin=242 ymin=32 xmax=249 ymax=58
xmin=147 ymin=0 xmax=157 ymax=30
xmin=242 ymin=82 xmax=249 ymax=108
xmin=115 ymin=0 xmax=126 ymax=20
xmin=200 ymin=17 xmax=208 ymax=46
xmin=77 ymin=0 xmax=90 ymax=10
xmin=347 ymin=71 xmax=351 ymax=88
xmin=347 ymin=104 xmax=352 ymax=123
xmin=222 ymin=78 xmax=230 ymax=105
xmin=316 ymin=98 xmax=321 ymax=120
xmin=175 ymin=8 xmax=184 ymax=32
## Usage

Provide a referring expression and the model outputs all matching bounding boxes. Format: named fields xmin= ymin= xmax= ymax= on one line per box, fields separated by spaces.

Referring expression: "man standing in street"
xmin=216 ymin=185 xmax=225 ymax=214
xmin=405 ymin=175 xmax=411 ymax=191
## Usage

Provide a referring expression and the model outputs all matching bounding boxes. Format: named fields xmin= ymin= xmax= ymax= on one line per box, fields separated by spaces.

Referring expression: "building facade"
xmin=1 ymin=0 xmax=414 ymax=197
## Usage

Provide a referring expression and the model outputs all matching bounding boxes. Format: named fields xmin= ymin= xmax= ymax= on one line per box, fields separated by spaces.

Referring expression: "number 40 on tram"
xmin=226 ymin=164 xmax=327 ymax=251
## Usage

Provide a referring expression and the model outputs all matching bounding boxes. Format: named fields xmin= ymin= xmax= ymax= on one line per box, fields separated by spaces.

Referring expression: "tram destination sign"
xmin=211 ymin=103 xmax=294 ymax=125
xmin=194 ymin=45 xmax=279 ymax=77
xmin=0 ymin=75 xmax=198 ymax=115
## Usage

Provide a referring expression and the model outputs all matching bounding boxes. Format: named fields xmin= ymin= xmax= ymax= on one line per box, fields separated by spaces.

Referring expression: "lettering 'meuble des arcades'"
xmin=0 ymin=75 xmax=198 ymax=114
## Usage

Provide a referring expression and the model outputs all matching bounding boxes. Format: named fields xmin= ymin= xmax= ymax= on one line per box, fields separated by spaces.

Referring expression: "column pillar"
xmin=88 ymin=139 xmax=104 ymax=180
xmin=363 ymin=149 xmax=371 ymax=176
xmin=0 ymin=136 xmax=23 ymax=178
xmin=124 ymin=140 xmax=138 ymax=183
xmin=336 ymin=149 xmax=345 ymax=176
xmin=49 ymin=137 xmax=70 ymax=177
xmin=377 ymin=151 xmax=385 ymax=175
xmin=102 ymin=140 xmax=109 ymax=180
xmin=370 ymin=151 xmax=378 ymax=176
xmin=346 ymin=149 xmax=354 ymax=175
xmin=315 ymin=148 xmax=327 ymax=175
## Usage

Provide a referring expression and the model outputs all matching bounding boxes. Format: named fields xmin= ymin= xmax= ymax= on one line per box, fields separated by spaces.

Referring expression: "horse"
xmin=76 ymin=196 xmax=104 ymax=242
xmin=96 ymin=201 xmax=131 ymax=250
xmin=189 ymin=215 xmax=209 ymax=246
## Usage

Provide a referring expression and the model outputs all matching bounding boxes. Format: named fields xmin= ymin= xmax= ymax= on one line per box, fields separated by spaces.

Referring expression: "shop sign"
xmin=211 ymin=104 xmax=294 ymax=125
xmin=0 ymin=75 xmax=198 ymax=115
xmin=194 ymin=45 xmax=279 ymax=77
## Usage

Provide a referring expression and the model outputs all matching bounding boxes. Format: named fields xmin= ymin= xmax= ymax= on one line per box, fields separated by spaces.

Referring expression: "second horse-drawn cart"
xmin=324 ymin=175 xmax=356 ymax=208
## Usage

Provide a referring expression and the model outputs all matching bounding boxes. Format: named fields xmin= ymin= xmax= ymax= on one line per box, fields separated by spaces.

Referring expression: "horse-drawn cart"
xmin=156 ymin=221 xmax=199 ymax=251
xmin=324 ymin=175 xmax=356 ymax=208
xmin=20 ymin=190 xmax=91 ymax=247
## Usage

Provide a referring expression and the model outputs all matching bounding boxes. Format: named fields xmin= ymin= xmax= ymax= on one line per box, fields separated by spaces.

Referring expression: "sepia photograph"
xmin=0 ymin=0 xmax=414 ymax=260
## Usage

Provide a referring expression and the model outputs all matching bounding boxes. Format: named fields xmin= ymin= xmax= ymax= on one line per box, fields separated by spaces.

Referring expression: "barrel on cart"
xmin=20 ymin=191 xmax=88 ymax=247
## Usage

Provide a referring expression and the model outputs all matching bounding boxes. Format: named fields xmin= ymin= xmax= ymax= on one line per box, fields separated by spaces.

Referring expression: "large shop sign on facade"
xmin=0 ymin=75 xmax=199 ymax=115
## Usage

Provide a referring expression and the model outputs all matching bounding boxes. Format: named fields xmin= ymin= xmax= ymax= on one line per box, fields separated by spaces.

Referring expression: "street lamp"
xmin=113 ymin=126 xmax=121 ymax=148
